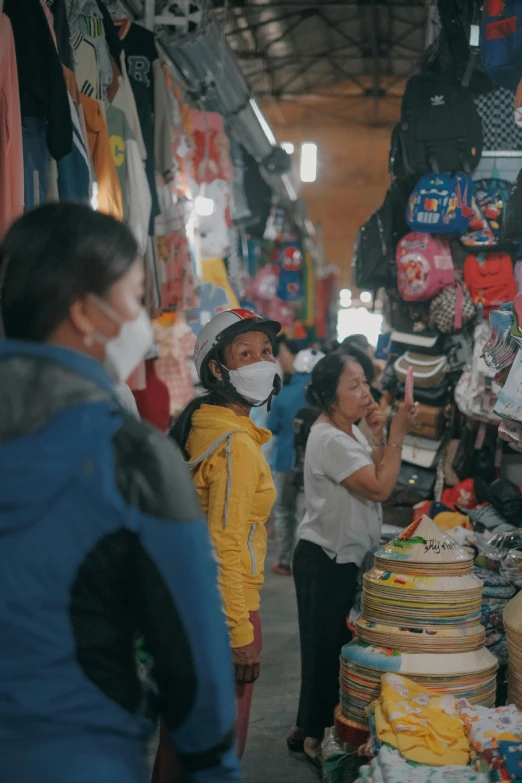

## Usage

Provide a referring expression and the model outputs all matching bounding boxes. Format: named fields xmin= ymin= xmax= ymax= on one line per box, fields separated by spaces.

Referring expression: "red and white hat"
xmin=194 ymin=309 xmax=281 ymax=377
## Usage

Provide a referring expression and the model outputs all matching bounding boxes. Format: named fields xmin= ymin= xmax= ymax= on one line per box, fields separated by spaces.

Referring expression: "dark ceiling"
xmin=212 ymin=0 xmax=428 ymax=102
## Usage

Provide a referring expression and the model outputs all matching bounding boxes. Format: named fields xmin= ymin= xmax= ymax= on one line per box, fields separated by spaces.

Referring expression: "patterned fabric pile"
xmin=474 ymin=567 xmax=516 ymax=666
xmin=355 ymin=674 xmax=522 ymax=783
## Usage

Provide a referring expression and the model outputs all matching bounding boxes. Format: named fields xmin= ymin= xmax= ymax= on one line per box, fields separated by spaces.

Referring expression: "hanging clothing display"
xmin=0 ymin=13 xmax=23 ymax=238
xmin=4 ymin=0 xmax=72 ymax=162
xmin=80 ymin=91 xmax=123 ymax=219
xmin=47 ymin=0 xmax=74 ymax=69
xmin=68 ymin=0 xmax=112 ymax=99
xmin=106 ymin=101 xmax=151 ymax=251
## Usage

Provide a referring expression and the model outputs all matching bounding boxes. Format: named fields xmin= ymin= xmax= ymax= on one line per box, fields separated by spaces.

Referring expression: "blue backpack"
xmin=480 ymin=1 xmax=522 ymax=91
xmin=406 ymin=172 xmax=473 ymax=236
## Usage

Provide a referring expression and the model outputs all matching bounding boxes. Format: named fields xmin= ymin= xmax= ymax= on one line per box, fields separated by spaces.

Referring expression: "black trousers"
xmin=293 ymin=539 xmax=359 ymax=740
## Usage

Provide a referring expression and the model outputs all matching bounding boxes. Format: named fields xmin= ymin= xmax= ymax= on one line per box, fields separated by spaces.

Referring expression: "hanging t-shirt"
xmin=80 ymin=92 xmax=123 ymax=221
xmin=68 ymin=0 xmax=112 ymax=99
xmin=297 ymin=422 xmax=382 ymax=566
xmin=47 ymin=0 xmax=74 ymax=69
xmin=106 ymin=101 xmax=151 ymax=251
xmin=117 ymin=20 xmax=160 ymax=230
xmin=117 ymin=19 xmax=158 ymax=103
xmin=4 ymin=0 xmax=72 ymax=161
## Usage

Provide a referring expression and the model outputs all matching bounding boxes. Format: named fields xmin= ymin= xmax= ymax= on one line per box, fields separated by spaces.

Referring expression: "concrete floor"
xmin=241 ymin=542 xmax=320 ymax=783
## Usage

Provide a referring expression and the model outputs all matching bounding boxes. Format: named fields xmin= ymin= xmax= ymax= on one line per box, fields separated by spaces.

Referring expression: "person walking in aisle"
xmin=287 ymin=352 xmax=416 ymax=766
xmin=170 ymin=309 xmax=281 ymax=760
xmin=268 ymin=348 xmax=324 ymax=576
xmin=0 ymin=204 xmax=238 ymax=783
xmin=274 ymin=334 xmax=299 ymax=386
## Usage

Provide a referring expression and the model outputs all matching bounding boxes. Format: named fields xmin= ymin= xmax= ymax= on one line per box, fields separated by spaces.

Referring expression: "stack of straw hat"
xmin=503 ymin=590 xmax=522 ymax=708
xmin=339 ymin=516 xmax=498 ymax=737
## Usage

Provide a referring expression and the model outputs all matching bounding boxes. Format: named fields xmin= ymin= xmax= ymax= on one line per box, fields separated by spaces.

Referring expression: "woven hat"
xmin=374 ymin=515 xmax=474 ymax=575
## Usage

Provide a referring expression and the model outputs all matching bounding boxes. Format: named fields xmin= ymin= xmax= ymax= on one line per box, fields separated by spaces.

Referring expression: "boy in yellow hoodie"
xmin=171 ymin=309 xmax=280 ymax=760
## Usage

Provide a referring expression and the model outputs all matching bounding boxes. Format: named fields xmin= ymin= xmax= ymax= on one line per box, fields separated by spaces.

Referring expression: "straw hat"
xmin=374 ymin=515 xmax=474 ymax=575
xmin=503 ymin=591 xmax=522 ymax=708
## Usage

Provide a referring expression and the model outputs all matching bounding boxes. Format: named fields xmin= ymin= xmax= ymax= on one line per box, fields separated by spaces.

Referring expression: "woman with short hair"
xmin=288 ymin=352 xmax=416 ymax=765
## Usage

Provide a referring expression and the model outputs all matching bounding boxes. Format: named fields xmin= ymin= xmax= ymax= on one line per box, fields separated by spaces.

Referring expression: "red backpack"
xmin=463 ymin=252 xmax=516 ymax=314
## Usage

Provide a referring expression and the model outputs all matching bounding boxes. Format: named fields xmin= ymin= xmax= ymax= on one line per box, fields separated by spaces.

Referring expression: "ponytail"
xmin=170 ymin=389 xmax=224 ymax=459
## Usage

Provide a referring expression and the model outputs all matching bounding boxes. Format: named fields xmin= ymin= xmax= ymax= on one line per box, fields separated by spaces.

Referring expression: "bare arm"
xmin=343 ymin=402 xmax=417 ymax=503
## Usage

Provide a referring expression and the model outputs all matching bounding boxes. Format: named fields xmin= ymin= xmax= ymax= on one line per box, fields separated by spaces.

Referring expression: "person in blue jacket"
xmin=267 ymin=348 xmax=324 ymax=576
xmin=0 ymin=204 xmax=239 ymax=783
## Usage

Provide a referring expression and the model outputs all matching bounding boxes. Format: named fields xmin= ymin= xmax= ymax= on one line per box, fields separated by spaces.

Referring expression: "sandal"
xmin=304 ymin=738 xmax=322 ymax=769
xmin=286 ymin=724 xmax=305 ymax=753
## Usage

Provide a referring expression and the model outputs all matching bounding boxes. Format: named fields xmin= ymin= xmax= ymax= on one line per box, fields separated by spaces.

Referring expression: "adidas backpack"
xmin=396 ymin=233 xmax=455 ymax=302
xmin=406 ymin=172 xmax=473 ymax=235
xmin=480 ymin=0 xmax=522 ymax=91
xmin=463 ymin=251 xmax=517 ymax=314
xmin=399 ymin=74 xmax=482 ymax=176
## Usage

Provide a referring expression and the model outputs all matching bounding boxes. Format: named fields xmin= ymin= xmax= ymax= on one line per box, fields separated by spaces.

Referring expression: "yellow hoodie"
xmin=186 ymin=405 xmax=276 ymax=648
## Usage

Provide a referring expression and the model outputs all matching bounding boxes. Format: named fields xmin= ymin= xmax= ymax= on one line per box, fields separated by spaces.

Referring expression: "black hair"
xmin=305 ymin=352 xmax=360 ymax=414
xmin=274 ymin=334 xmax=299 ymax=357
xmin=342 ymin=334 xmax=370 ymax=353
xmin=0 ymin=204 xmax=138 ymax=341
xmin=337 ymin=342 xmax=374 ymax=385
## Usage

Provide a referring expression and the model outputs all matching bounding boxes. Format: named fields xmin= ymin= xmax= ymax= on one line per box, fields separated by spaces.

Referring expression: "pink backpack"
xmin=396 ymin=233 xmax=455 ymax=302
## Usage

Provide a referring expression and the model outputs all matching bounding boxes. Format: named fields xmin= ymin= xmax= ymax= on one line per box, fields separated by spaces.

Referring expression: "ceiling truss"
xmin=212 ymin=0 xmax=429 ymax=104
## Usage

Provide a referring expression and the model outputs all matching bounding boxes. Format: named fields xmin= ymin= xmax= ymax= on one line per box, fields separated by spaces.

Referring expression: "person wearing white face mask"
xmin=0 ymin=204 xmax=240 ymax=783
xmin=170 ymin=309 xmax=281 ymax=762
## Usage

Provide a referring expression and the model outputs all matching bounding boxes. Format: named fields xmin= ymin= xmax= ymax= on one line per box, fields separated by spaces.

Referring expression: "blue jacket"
xmin=0 ymin=341 xmax=239 ymax=783
xmin=266 ymin=372 xmax=311 ymax=473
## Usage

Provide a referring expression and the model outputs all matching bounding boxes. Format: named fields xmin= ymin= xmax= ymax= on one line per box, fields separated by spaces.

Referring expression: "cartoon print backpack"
xmin=396 ymin=233 xmax=455 ymax=302
xmin=463 ymin=252 xmax=517 ymax=314
xmin=480 ymin=0 xmax=522 ymax=92
xmin=406 ymin=172 xmax=473 ymax=235
xmin=276 ymin=242 xmax=303 ymax=302
xmin=461 ymin=177 xmax=512 ymax=247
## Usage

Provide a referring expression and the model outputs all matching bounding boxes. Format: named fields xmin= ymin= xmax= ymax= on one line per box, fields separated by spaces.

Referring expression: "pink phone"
xmin=405 ymin=366 xmax=414 ymax=404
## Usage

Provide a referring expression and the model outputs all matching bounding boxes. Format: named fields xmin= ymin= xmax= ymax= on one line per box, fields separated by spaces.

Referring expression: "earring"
xmin=84 ymin=333 xmax=94 ymax=347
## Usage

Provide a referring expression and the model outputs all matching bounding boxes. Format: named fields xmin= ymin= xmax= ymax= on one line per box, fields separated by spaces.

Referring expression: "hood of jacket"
xmin=0 ymin=340 xmax=120 ymax=532
xmin=187 ymin=404 xmax=271 ymax=464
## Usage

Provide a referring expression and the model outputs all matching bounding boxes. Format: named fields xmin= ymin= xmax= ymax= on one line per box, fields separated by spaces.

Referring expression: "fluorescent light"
xmin=360 ymin=291 xmax=372 ymax=303
xmin=300 ymin=142 xmax=317 ymax=183
xmin=281 ymin=141 xmax=294 ymax=154
xmin=340 ymin=288 xmax=352 ymax=308
xmin=281 ymin=173 xmax=298 ymax=202
xmin=195 ymin=196 xmax=215 ymax=216
xmin=249 ymin=98 xmax=276 ymax=146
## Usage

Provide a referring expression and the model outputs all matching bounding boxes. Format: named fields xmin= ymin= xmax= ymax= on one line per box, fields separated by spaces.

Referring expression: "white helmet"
xmin=293 ymin=348 xmax=325 ymax=374
xmin=194 ymin=308 xmax=281 ymax=379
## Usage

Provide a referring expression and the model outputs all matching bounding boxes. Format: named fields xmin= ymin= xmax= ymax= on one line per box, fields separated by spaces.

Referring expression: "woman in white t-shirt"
xmin=288 ymin=352 xmax=416 ymax=765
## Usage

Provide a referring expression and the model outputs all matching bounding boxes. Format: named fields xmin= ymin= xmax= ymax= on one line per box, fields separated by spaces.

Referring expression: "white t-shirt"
xmin=297 ymin=422 xmax=382 ymax=566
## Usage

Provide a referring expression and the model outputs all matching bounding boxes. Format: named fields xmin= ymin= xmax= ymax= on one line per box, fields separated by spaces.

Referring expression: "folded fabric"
xmin=485 ymin=631 xmax=503 ymax=647
xmin=374 ymin=674 xmax=470 ymax=766
xmin=375 ymin=745 xmax=488 ymax=783
xmin=482 ymin=746 xmax=521 ymax=782
xmin=498 ymin=740 xmax=522 ymax=781
xmin=458 ymin=702 xmax=522 ymax=753
xmin=489 ymin=636 xmax=509 ymax=666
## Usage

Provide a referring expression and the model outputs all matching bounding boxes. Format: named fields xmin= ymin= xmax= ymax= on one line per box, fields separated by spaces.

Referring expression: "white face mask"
xmin=227 ymin=361 xmax=280 ymax=404
xmin=88 ymin=296 xmax=154 ymax=384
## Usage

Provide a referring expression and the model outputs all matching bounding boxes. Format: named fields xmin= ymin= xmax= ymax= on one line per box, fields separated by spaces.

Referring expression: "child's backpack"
xmin=276 ymin=242 xmax=303 ymax=302
xmin=480 ymin=0 xmax=522 ymax=91
xmin=463 ymin=251 xmax=517 ymax=314
xmin=406 ymin=172 xmax=473 ymax=235
xmin=399 ymin=73 xmax=483 ymax=176
xmin=462 ymin=178 xmax=512 ymax=247
xmin=455 ymin=321 xmax=501 ymax=424
xmin=396 ymin=233 xmax=455 ymax=302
